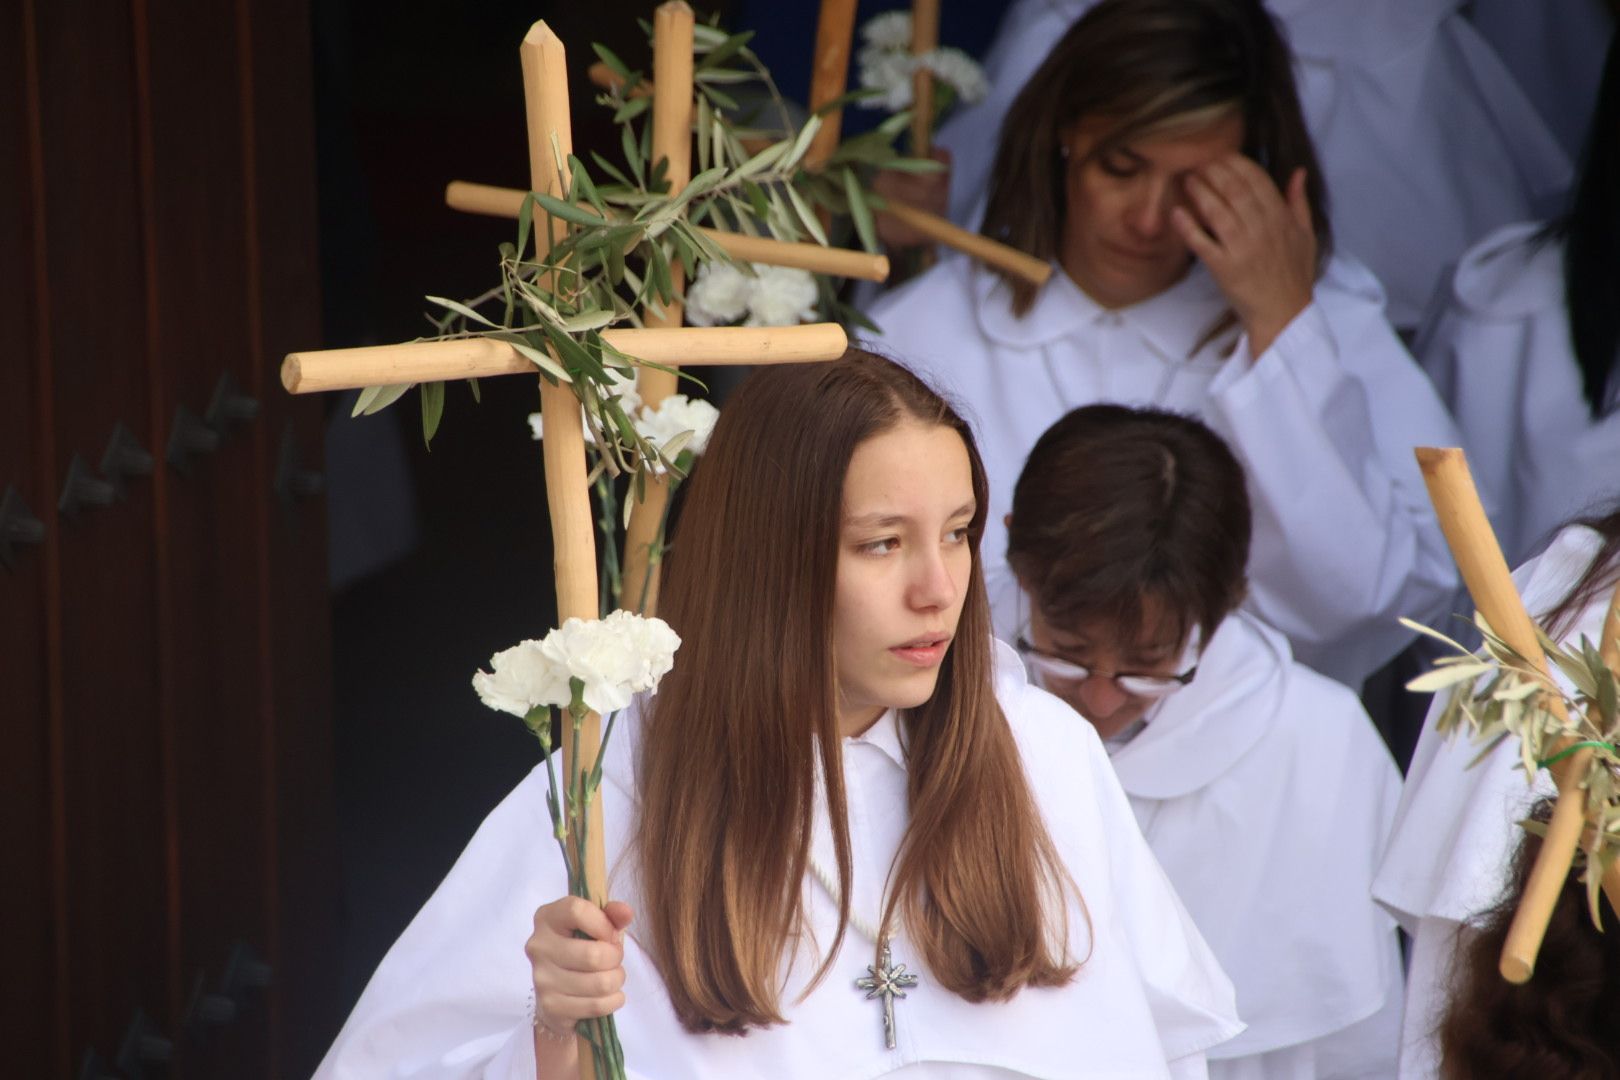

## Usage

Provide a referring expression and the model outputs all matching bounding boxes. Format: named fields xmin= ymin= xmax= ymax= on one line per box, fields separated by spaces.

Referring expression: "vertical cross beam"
xmin=519 ymin=23 xmax=609 ymax=1078
xmin=1416 ymin=447 xmax=1620 ymax=982
xmin=909 ymin=0 xmax=940 ymax=156
xmin=805 ymin=0 xmax=859 ymax=168
xmin=621 ymin=1 xmax=695 ymax=616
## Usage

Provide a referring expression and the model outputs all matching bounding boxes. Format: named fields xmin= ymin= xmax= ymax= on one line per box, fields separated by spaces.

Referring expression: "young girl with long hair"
xmin=868 ymin=0 xmax=1461 ymax=691
xmin=314 ymin=351 xmax=1241 ymax=1078
xmin=1003 ymin=404 xmax=1403 ymax=1078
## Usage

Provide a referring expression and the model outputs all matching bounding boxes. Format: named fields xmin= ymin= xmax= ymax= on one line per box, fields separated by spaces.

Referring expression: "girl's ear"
xmin=1003 ymin=513 xmax=1013 ymax=529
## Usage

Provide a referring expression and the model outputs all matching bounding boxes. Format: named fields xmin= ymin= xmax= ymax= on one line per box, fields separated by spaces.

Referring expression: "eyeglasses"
xmin=1013 ymin=634 xmax=1200 ymax=699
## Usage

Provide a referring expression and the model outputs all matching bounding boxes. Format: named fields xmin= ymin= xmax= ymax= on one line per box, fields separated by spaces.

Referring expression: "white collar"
xmin=972 ymin=257 xmax=1234 ymax=362
xmin=844 ymin=708 xmax=906 ymax=770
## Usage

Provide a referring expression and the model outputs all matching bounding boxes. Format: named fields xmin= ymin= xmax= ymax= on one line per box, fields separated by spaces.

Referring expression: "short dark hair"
xmin=981 ymin=0 xmax=1331 ymax=315
xmin=1006 ymin=404 xmax=1251 ymax=648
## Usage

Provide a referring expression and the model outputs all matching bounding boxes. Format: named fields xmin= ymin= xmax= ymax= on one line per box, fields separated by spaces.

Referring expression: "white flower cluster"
xmin=684 ymin=261 xmax=819 ymax=329
xmin=473 ymin=609 xmax=682 ymax=718
xmin=529 ymin=371 xmax=718 ymax=462
xmin=855 ymin=12 xmax=989 ymax=113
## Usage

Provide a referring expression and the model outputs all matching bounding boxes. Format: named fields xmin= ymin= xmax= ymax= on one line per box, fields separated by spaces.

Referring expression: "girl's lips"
xmin=890 ymin=638 xmax=949 ymax=666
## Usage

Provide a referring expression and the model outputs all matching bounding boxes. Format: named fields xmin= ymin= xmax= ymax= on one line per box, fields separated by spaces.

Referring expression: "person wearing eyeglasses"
xmin=1001 ymin=403 xmax=1404 ymax=1079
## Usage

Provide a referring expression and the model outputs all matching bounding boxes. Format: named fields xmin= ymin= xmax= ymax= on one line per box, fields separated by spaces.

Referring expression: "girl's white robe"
xmin=1372 ymin=525 xmax=1604 ymax=1079
xmin=1105 ymin=610 xmax=1404 ymax=1079
xmin=1416 ymin=221 xmax=1620 ymax=568
xmin=931 ymin=0 xmax=1571 ymax=329
xmin=866 ymin=256 xmax=1461 ymax=689
xmin=314 ymin=641 xmax=1243 ymax=1079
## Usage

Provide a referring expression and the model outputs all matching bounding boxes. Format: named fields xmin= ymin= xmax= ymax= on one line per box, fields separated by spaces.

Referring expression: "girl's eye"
xmin=945 ymin=526 xmax=970 ymax=544
xmin=858 ymin=537 xmax=900 ymax=555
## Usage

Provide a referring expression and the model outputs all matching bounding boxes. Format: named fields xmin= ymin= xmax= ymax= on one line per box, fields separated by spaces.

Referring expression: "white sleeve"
xmin=1203 ymin=283 xmax=1462 ymax=683
xmin=314 ymin=766 xmax=566 ymax=1080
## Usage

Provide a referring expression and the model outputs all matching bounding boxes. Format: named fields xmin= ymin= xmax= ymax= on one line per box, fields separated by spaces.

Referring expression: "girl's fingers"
xmin=536 ymin=895 xmax=622 ymax=943
xmin=543 ymin=963 xmax=627 ymax=1000
xmin=543 ymin=933 xmax=624 ymax=974
xmin=603 ymin=899 xmax=635 ymax=933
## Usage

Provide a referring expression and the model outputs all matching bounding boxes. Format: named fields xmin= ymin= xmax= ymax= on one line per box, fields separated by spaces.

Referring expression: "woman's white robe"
xmin=314 ymin=640 xmax=1243 ymax=1079
xmin=1416 ymin=222 xmax=1620 ymax=568
xmin=866 ymin=256 xmax=1461 ymax=689
xmin=1102 ymin=610 xmax=1404 ymax=1079
xmin=1372 ymin=525 xmax=1605 ymax=1079
xmin=931 ymin=0 xmax=1571 ymax=329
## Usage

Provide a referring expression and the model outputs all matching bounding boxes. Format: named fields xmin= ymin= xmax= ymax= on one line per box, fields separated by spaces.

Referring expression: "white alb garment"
xmin=1109 ymin=610 xmax=1404 ymax=1078
xmin=315 ymin=639 xmax=1243 ymax=1079
xmin=933 ymin=0 xmax=1571 ymax=329
xmin=1417 ymin=221 xmax=1620 ymax=568
xmin=1372 ymin=525 xmax=1606 ymax=1079
xmin=991 ymin=564 xmax=1402 ymax=1078
xmin=868 ymin=256 xmax=1461 ymax=688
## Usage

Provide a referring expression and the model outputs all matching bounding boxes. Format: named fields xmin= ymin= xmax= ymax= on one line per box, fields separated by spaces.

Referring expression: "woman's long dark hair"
xmin=981 ymin=0 xmax=1331 ymax=315
xmin=1553 ymin=31 xmax=1620 ymax=419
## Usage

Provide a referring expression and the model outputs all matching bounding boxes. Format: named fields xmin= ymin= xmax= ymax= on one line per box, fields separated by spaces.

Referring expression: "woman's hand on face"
xmin=1170 ymin=156 xmax=1316 ymax=358
xmin=872 ymin=147 xmax=952 ymax=250
xmin=527 ymin=896 xmax=634 ymax=1036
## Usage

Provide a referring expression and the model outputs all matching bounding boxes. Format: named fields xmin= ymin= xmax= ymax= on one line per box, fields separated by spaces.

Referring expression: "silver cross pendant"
xmin=855 ymin=941 xmax=919 ymax=1050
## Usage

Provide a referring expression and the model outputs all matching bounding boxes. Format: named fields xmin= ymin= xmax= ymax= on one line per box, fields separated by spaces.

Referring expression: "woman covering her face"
xmin=868 ymin=0 xmax=1462 ymax=690
xmin=928 ymin=0 xmax=1575 ymax=330
xmin=314 ymin=352 xmax=1242 ymax=1079
xmin=1005 ymin=404 xmax=1404 ymax=1079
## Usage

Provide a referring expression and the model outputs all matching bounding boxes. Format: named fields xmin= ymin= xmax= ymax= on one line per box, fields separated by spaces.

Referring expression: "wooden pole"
xmin=520 ymin=24 xmax=607 ymax=1077
xmin=879 ymin=200 xmax=1052 ymax=288
xmin=281 ymin=325 xmax=850 ymax=395
xmin=1415 ymin=447 xmax=1620 ymax=982
xmin=621 ymin=2 xmax=694 ymax=617
xmin=805 ymin=0 xmax=858 ymax=169
xmin=444 ymin=180 xmax=891 ymax=282
xmin=910 ymin=0 xmax=939 ymax=156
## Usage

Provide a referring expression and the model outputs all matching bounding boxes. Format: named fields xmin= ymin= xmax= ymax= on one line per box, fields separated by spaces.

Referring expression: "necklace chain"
xmin=805 ymin=853 xmax=886 ymax=944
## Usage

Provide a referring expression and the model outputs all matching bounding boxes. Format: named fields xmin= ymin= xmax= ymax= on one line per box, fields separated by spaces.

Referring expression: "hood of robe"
xmin=1108 ymin=612 xmax=1289 ymax=801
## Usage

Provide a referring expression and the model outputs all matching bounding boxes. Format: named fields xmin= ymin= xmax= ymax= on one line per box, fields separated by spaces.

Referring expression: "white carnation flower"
xmin=861 ymin=10 xmax=912 ymax=49
xmin=685 ymin=261 xmax=754 ymax=327
xmin=474 ymin=613 xmax=681 ymax=719
xmin=922 ymin=48 xmax=988 ymax=106
xmin=472 ymin=640 xmax=572 ymax=717
xmin=537 ymin=611 xmax=682 ymax=714
xmin=745 ymin=265 xmax=819 ymax=327
xmin=857 ymin=46 xmax=917 ymax=110
xmin=638 ymin=394 xmax=720 ymax=457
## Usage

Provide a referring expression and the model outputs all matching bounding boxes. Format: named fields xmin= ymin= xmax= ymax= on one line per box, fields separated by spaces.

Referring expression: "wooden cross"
xmin=1416 ymin=447 xmax=1620 ymax=983
xmin=281 ymin=8 xmax=858 ymax=1074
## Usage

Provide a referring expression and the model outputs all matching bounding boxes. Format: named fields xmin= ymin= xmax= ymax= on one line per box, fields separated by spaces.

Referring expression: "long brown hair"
xmin=1437 ymin=801 xmax=1620 ymax=1078
xmin=1006 ymin=404 xmax=1251 ymax=649
xmin=982 ymin=0 xmax=1332 ymax=315
xmin=636 ymin=349 xmax=1078 ymax=1033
